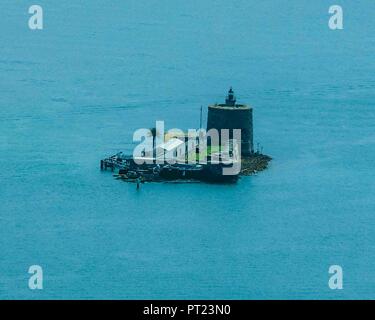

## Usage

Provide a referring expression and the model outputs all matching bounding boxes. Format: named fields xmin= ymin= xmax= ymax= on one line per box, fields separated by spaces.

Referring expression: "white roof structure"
xmin=159 ymin=138 xmax=184 ymax=152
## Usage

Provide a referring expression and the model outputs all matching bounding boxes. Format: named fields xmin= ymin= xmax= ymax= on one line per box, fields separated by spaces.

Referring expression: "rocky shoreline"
xmin=240 ymin=154 xmax=272 ymax=176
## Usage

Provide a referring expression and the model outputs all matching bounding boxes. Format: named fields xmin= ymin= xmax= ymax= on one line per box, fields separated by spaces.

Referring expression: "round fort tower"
xmin=206 ymin=88 xmax=254 ymax=157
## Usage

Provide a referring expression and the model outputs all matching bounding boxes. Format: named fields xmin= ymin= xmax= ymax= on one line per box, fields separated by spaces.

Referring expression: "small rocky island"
xmin=101 ymin=88 xmax=271 ymax=184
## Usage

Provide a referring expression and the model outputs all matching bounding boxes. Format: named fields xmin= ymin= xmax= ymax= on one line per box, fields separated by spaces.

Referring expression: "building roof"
xmin=159 ymin=138 xmax=184 ymax=152
xmin=164 ymin=130 xmax=199 ymax=141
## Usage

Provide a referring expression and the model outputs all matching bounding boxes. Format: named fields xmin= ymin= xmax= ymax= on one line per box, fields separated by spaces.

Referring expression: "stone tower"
xmin=206 ymin=88 xmax=253 ymax=157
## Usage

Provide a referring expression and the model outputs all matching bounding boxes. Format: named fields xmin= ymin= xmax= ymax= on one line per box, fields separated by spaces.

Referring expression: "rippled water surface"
xmin=1 ymin=0 xmax=375 ymax=299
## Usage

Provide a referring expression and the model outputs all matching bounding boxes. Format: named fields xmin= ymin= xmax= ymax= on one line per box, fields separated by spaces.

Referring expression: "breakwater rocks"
xmin=240 ymin=154 xmax=272 ymax=176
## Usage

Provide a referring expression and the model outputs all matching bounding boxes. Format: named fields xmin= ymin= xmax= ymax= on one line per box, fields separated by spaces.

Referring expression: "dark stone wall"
xmin=206 ymin=105 xmax=253 ymax=156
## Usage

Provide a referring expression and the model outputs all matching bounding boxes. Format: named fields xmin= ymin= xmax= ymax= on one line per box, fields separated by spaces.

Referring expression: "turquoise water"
xmin=1 ymin=0 xmax=375 ymax=299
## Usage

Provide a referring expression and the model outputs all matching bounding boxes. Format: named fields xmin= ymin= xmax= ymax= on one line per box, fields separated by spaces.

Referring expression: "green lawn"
xmin=187 ymin=145 xmax=221 ymax=162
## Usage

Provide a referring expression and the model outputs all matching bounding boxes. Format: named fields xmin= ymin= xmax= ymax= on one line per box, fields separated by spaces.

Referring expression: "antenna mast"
xmin=199 ymin=105 xmax=203 ymax=129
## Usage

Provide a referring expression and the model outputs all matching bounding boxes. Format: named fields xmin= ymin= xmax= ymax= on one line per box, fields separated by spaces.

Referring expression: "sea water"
xmin=1 ymin=0 xmax=375 ymax=299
